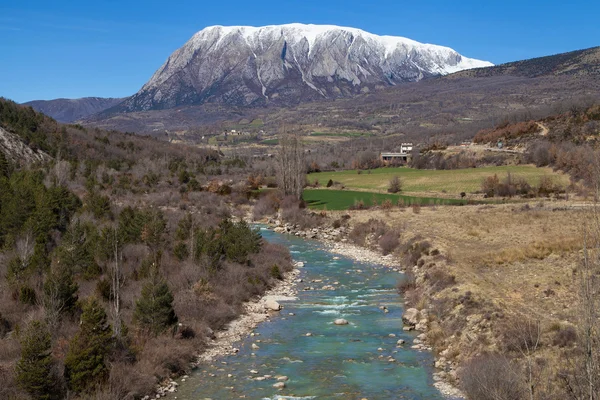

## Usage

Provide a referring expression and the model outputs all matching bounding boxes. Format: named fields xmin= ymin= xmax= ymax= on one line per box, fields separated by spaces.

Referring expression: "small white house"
xmin=400 ymin=143 xmax=413 ymax=153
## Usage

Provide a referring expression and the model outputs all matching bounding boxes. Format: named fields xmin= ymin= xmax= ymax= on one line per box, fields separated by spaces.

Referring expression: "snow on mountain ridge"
xmin=129 ymin=23 xmax=493 ymax=111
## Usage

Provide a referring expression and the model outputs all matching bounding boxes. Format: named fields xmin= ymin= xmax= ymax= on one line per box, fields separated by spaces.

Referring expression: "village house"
xmin=380 ymin=143 xmax=414 ymax=165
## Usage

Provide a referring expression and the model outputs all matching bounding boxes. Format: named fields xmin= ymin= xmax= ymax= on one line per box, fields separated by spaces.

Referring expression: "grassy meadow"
xmin=303 ymin=189 xmax=468 ymax=210
xmin=307 ymin=165 xmax=569 ymax=195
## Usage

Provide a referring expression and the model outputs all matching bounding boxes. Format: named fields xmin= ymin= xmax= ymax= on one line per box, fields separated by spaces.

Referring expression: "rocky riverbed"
xmin=269 ymin=219 xmax=465 ymax=399
xmin=162 ymin=226 xmax=452 ymax=399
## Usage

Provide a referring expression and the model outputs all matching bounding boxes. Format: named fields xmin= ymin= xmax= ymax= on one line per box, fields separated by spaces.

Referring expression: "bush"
xmin=349 ymin=219 xmax=387 ymax=246
xmin=0 ymin=312 xmax=10 ymax=338
xmin=379 ymin=230 xmax=400 ymax=255
xmin=381 ymin=199 xmax=393 ymax=210
xmin=349 ymin=199 xmax=366 ymax=210
xmin=18 ymin=285 xmax=37 ymax=305
xmin=397 ymin=270 xmax=416 ymax=294
xmin=460 ymin=354 xmax=527 ymax=400
xmin=270 ymin=264 xmax=283 ymax=280
xmin=173 ymin=242 xmax=189 ymax=261
xmin=96 ymin=278 xmax=111 ymax=301
xmin=482 ymin=174 xmax=500 ymax=197
xmin=552 ymin=324 xmax=577 ymax=347
xmin=387 ymin=176 xmax=402 ymax=193
xmin=252 ymin=192 xmax=279 ymax=221
xmin=425 ymin=268 xmax=456 ymax=292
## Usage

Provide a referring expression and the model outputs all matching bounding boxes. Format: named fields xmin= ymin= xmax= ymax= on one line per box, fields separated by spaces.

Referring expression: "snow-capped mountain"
xmin=121 ymin=23 xmax=493 ymax=111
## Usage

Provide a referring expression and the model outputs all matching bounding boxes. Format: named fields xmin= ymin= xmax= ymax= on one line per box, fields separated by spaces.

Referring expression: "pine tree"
xmin=134 ymin=275 xmax=178 ymax=336
xmin=0 ymin=150 xmax=10 ymax=178
xmin=15 ymin=320 xmax=61 ymax=400
xmin=43 ymin=264 xmax=79 ymax=326
xmin=64 ymin=298 xmax=112 ymax=393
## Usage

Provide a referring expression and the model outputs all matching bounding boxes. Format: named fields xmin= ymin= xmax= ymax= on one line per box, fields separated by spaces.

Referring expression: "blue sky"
xmin=1 ymin=0 xmax=598 ymax=103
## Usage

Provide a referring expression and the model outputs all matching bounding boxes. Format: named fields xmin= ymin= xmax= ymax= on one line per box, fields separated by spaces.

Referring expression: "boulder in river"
xmin=273 ymin=382 xmax=286 ymax=389
xmin=334 ymin=318 xmax=349 ymax=325
xmin=265 ymin=299 xmax=281 ymax=311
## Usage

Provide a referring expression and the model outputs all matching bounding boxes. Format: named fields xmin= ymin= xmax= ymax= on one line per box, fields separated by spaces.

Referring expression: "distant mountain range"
xmin=24 ymin=24 xmax=492 ymax=122
xmin=19 ymin=24 xmax=599 ymax=138
xmin=23 ymin=97 xmax=124 ymax=123
xmin=116 ymin=23 xmax=492 ymax=112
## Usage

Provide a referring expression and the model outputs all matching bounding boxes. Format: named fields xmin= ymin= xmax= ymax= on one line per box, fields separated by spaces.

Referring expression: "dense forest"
xmin=0 ymin=99 xmax=292 ymax=399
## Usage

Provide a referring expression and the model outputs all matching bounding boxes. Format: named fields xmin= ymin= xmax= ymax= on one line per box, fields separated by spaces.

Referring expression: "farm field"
xmin=303 ymin=189 xmax=468 ymax=210
xmin=309 ymin=131 xmax=374 ymax=138
xmin=307 ymin=165 xmax=569 ymax=195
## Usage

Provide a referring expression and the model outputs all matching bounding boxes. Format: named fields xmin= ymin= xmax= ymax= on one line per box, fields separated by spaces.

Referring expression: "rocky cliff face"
xmin=0 ymin=126 xmax=50 ymax=165
xmin=119 ymin=23 xmax=492 ymax=111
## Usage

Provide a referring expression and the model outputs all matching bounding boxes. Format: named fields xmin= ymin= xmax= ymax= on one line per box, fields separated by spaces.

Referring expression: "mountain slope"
xmin=115 ymin=23 xmax=492 ymax=112
xmin=450 ymin=46 xmax=600 ymax=78
xmin=0 ymin=126 xmax=51 ymax=165
xmin=84 ymin=45 xmax=600 ymax=136
xmin=24 ymin=97 xmax=125 ymax=123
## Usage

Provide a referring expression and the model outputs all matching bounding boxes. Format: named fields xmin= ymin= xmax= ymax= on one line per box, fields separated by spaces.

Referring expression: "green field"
xmin=307 ymin=166 xmax=569 ymax=195
xmin=310 ymin=131 xmax=374 ymax=138
xmin=303 ymin=189 xmax=468 ymax=210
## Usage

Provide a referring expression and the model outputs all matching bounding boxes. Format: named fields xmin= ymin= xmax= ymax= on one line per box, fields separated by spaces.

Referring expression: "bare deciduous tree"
xmin=54 ymin=160 xmax=71 ymax=187
xmin=504 ymin=318 xmax=542 ymax=400
xmin=15 ymin=230 xmax=35 ymax=268
xmin=105 ymin=226 xmax=124 ymax=338
xmin=575 ymin=208 xmax=600 ymax=400
xmin=277 ymin=130 xmax=305 ymax=200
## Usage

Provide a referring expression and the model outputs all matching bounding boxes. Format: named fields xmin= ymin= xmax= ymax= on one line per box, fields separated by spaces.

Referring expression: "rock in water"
xmin=265 ymin=299 xmax=281 ymax=311
xmin=334 ymin=318 xmax=349 ymax=325
xmin=273 ymin=382 xmax=286 ymax=389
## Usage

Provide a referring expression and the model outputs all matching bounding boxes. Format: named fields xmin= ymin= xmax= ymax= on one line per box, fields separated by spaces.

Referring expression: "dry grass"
xmin=481 ymin=237 xmax=581 ymax=265
xmin=342 ymin=200 xmax=589 ymax=397
xmin=335 ymin=200 xmax=584 ymax=323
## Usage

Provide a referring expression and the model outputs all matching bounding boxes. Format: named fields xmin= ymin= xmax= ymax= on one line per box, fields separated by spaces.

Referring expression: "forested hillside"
xmin=0 ymin=98 xmax=292 ymax=399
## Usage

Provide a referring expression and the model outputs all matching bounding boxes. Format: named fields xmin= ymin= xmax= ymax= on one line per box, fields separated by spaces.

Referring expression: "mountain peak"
xmin=122 ymin=23 xmax=493 ymax=111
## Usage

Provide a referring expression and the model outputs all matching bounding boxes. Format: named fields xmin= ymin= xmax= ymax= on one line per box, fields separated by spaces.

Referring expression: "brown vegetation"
xmin=0 ymin=99 xmax=292 ymax=399
xmin=330 ymin=200 xmax=588 ymax=399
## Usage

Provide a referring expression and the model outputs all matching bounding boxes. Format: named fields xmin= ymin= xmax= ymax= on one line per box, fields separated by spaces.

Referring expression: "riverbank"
xmin=162 ymin=226 xmax=448 ymax=399
xmin=196 ymin=267 xmax=300 ymax=364
xmin=147 ymin=259 xmax=301 ymax=398
xmin=322 ymin=203 xmax=584 ymax=399
xmin=266 ymin=218 xmax=465 ymax=399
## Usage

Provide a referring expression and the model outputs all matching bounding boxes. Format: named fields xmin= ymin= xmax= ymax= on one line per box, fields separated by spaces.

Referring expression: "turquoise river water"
xmin=169 ymin=227 xmax=448 ymax=400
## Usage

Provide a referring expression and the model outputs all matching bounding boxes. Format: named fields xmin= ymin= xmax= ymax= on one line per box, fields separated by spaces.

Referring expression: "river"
xmin=168 ymin=227 xmax=447 ymax=399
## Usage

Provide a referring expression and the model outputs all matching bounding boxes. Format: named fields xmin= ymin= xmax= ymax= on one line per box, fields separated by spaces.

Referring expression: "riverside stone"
xmin=265 ymin=299 xmax=281 ymax=311
xmin=403 ymin=308 xmax=420 ymax=326
xmin=334 ymin=318 xmax=349 ymax=325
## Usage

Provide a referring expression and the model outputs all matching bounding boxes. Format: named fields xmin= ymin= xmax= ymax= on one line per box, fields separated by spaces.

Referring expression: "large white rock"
xmin=334 ymin=318 xmax=349 ymax=325
xmin=402 ymin=308 xmax=420 ymax=326
xmin=265 ymin=299 xmax=281 ymax=311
